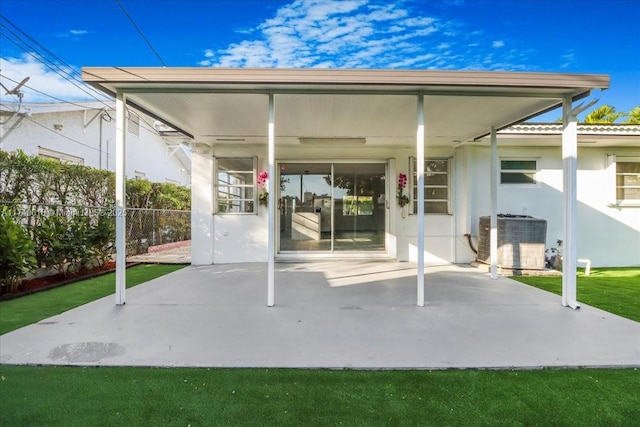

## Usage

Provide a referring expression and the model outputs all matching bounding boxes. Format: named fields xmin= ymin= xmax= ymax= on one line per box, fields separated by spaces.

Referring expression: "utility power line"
xmin=0 ymin=74 xmax=163 ymax=138
xmin=0 ymin=14 xmax=180 ymax=141
xmin=0 ymin=16 xmax=112 ymax=105
xmin=0 ymin=73 xmax=109 ymax=111
xmin=115 ymin=0 xmax=167 ymax=67
xmin=0 ymin=106 xmax=103 ymax=153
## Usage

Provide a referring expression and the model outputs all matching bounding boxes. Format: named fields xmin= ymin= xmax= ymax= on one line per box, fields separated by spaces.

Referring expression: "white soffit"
xmin=82 ymin=67 xmax=610 ymax=147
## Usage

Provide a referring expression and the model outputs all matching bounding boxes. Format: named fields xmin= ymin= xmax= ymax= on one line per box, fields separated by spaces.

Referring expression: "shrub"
xmin=87 ymin=213 xmax=115 ymax=267
xmin=1 ymin=151 xmax=188 ymax=286
xmin=34 ymin=215 xmax=71 ymax=276
xmin=0 ymin=206 xmax=37 ymax=292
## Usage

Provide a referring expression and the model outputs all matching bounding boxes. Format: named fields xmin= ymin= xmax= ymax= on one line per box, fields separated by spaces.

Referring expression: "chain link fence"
xmin=126 ymin=208 xmax=191 ymax=255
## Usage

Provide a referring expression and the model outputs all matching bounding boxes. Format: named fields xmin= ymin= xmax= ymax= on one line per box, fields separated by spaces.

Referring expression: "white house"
xmin=81 ymin=67 xmax=637 ymax=308
xmin=0 ymin=101 xmax=191 ymax=185
xmin=479 ymin=123 xmax=640 ymax=268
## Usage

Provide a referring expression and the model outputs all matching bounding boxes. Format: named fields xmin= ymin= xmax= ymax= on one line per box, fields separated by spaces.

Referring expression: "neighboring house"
xmin=0 ymin=101 xmax=191 ymax=185
xmin=82 ymin=67 xmax=638 ymax=307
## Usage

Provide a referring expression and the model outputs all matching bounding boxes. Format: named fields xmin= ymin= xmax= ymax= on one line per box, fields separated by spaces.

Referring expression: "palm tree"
xmin=624 ymin=106 xmax=640 ymax=124
xmin=582 ymin=105 xmax=625 ymax=124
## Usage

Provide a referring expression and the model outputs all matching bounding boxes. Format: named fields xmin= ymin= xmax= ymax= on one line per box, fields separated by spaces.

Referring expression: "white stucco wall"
xmin=1 ymin=106 xmax=190 ymax=185
xmin=190 ymin=142 xmax=459 ymax=265
xmin=464 ymin=145 xmax=640 ymax=267
xmin=190 ymin=139 xmax=639 ymax=267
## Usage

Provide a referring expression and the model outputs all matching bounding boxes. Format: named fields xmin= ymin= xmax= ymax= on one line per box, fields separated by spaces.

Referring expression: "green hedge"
xmin=0 ymin=150 xmax=190 ymax=290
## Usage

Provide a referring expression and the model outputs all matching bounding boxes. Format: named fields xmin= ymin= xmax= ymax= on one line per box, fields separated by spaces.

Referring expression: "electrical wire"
xmin=115 ymin=0 xmax=167 ymax=67
xmin=9 ymin=109 xmax=104 ymax=153
xmin=0 ymin=31 xmax=112 ymax=109
xmin=0 ymin=17 xmax=112 ymax=106
xmin=0 ymin=16 xmax=178 ymax=138
xmin=0 ymin=73 xmax=109 ymax=111
xmin=0 ymin=15 xmax=110 ymax=101
xmin=0 ymin=72 xmax=164 ymax=137
xmin=1 ymin=66 xmax=162 ymax=136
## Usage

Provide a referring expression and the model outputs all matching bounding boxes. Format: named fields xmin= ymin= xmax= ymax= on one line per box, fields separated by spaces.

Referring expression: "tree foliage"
xmin=581 ymin=105 xmax=640 ymax=124
xmin=624 ymin=106 xmax=640 ymax=124
xmin=582 ymin=105 xmax=625 ymax=124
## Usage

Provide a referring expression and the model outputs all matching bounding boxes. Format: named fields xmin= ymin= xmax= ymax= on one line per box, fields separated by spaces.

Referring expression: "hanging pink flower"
xmin=398 ymin=173 xmax=407 ymax=189
xmin=257 ymin=171 xmax=269 ymax=207
xmin=397 ymin=173 xmax=409 ymax=207
xmin=257 ymin=171 xmax=269 ymax=186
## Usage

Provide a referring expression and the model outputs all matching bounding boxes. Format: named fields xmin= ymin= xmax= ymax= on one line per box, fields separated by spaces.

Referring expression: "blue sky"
xmin=1 ymin=0 xmax=638 ymax=120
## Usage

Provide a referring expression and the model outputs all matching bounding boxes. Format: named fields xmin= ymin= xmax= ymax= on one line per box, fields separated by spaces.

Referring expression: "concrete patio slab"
xmin=1 ymin=262 xmax=638 ymax=369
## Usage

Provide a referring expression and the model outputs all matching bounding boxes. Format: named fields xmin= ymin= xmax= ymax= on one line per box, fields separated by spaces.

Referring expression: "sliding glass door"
xmin=279 ymin=163 xmax=333 ymax=251
xmin=279 ymin=162 xmax=386 ymax=253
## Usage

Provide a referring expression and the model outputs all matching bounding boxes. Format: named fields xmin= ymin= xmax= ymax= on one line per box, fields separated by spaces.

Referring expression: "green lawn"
xmin=0 ymin=264 xmax=185 ymax=335
xmin=1 ymin=366 xmax=638 ymax=426
xmin=511 ymin=268 xmax=640 ymax=323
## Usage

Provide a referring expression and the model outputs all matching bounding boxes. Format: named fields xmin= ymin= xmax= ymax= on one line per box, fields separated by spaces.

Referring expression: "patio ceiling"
xmin=82 ymin=68 xmax=609 ymax=148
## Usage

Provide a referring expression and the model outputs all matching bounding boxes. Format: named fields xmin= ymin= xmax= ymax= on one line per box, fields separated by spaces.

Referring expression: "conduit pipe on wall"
xmin=464 ymin=233 xmax=478 ymax=254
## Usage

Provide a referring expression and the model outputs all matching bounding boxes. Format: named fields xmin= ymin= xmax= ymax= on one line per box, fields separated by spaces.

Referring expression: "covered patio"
xmin=1 ymin=262 xmax=638 ymax=368
xmin=81 ymin=68 xmax=610 ymax=309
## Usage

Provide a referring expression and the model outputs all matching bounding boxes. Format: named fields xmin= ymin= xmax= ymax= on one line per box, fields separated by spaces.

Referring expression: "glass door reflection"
xmin=279 ymin=163 xmax=332 ymax=251
xmin=332 ymin=164 xmax=386 ymax=251
xmin=279 ymin=162 xmax=386 ymax=253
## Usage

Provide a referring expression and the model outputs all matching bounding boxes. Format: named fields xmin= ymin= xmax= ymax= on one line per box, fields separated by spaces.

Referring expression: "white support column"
xmin=562 ymin=95 xmax=579 ymax=309
xmin=267 ymin=93 xmax=275 ymax=307
xmin=490 ymin=126 xmax=498 ymax=280
xmin=416 ymin=94 xmax=425 ymax=307
xmin=115 ymin=90 xmax=127 ymax=305
xmin=190 ymin=146 xmax=214 ymax=265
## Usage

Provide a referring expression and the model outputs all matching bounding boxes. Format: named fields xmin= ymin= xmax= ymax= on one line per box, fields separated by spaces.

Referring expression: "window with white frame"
xmin=616 ymin=158 xmax=640 ymax=203
xmin=215 ymin=157 xmax=256 ymax=214
xmin=38 ymin=147 xmax=84 ymax=165
xmin=500 ymin=159 xmax=537 ymax=184
xmin=411 ymin=158 xmax=451 ymax=214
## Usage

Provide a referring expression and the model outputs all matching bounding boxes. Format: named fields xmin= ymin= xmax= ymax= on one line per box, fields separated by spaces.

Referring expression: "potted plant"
xmin=257 ymin=171 xmax=269 ymax=207
xmin=397 ymin=173 xmax=410 ymax=208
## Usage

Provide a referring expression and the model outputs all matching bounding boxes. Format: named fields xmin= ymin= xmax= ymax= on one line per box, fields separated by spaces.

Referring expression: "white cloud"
xmin=235 ymin=27 xmax=256 ymax=35
xmin=69 ymin=30 xmax=88 ymax=36
xmin=206 ymin=0 xmax=444 ymax=69
xmin=560 ymin=50 xmax=576 ymax=69
xmin=0 ymin=54 xmax=110 ymax=103
xmin=201 ymin=0 xmax=530 ymax=71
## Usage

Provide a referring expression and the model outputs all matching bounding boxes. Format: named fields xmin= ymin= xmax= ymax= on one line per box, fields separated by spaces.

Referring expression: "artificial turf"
xmin=2 ymin=266 xmax=638 ymax=425
xmin=0 ymin=264 xmax=185 ymax=335
xmin=1 ymin=366 xmax=638 ymax=426
xmin=511 ymin=267 xmax=640 ymax=323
